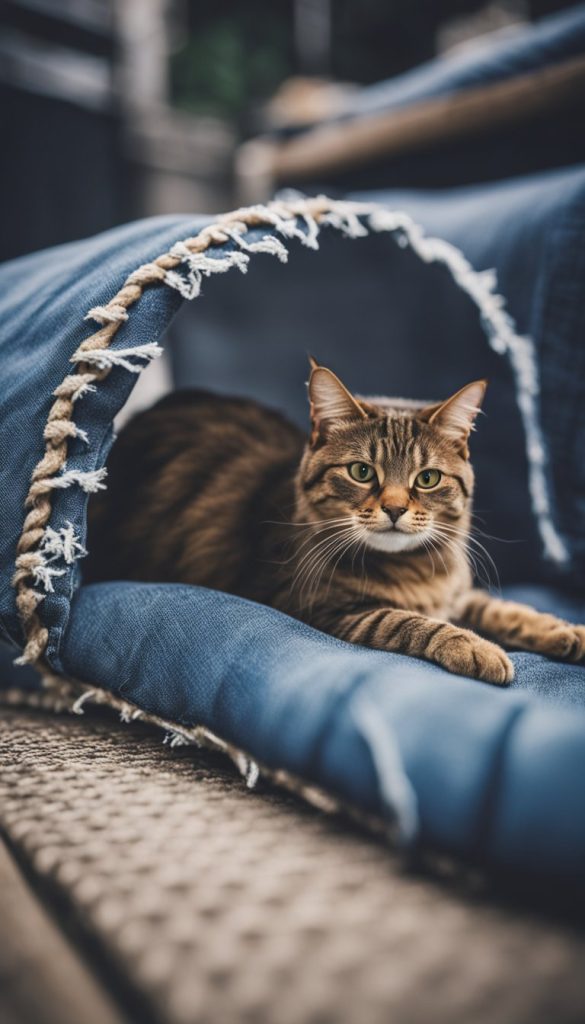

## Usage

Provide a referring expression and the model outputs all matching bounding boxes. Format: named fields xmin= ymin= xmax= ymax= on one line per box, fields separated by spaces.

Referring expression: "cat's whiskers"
xmin=294 ymin=525 xmax=361 ymax=607
xmin=297 ymin=530 xmax=360 ymax=602
xmin=297 ymin=544 xmax=350 ymax=608
xmin=430 ymin=522 xmax=500 ymax=592
xmin=292 ymin=525 xmax=357 ymax=594
xmin=267 ymin=517 xmax=356 ymax=566
xmin=418 ymin=535 xmax=438 ymax=580
xmin=263 ymin=516 xmax=356 ymax=529
xmin=429 ymin=525 xmax=476 ymax=574
xmin=322 ymin=531 xmax=364 ymax=600
xmin=292 ymin=522 xmax=357 ymax=575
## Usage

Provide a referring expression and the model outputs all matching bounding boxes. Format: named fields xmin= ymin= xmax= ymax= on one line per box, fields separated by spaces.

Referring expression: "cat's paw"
xmin=515 ymin=617 xmax=585 ymax=662
xmin=540 ymin=622 xmax=585 ymax=663
xmin=433 ymin=629 xmax=514 ymax=686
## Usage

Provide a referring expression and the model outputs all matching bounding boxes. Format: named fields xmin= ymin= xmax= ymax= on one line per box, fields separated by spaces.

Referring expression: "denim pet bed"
xmin=1 ymin=195 xmax=585 ymax=890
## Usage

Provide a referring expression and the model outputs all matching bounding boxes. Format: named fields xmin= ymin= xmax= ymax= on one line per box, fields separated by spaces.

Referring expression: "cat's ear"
xmin=307 ymin=362 xmax=366 ymax=446
xmin=425 ymin=380 xmax=487 ymax=453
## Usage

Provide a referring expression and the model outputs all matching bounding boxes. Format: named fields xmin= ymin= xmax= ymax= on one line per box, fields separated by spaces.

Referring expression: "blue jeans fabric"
xmin=0 ymin=214 xmax=211 ymax=658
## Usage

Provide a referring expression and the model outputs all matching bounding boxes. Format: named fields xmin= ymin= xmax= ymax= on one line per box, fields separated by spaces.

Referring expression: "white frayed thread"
xmin=40 ymin=521 xmax=87 ymax=565
xmin=31 ymin=563 xmax=66 ymax=593
xmin=222 ymin=202 xmax=321 ymax=251
xmin=163 ymin=729 xmax=190 ymax=748
xmin=74 ymin=425 xmax=89 ymax=444
xmin=365 ymin=205 xmax=568 ymax=564
xmin=165 ymin=243 xmax=250 ymax=299
xmin=46 ymin=467 xmax=108 ymax=494
xmin=71 ymin=342 xmax=163 ymax=374
xmin=246 ymin=760 xmax=260 ymax=789
xmin=44 ymin=421 xmax=89 ymax=445
xmin=222 ymin=225 xmax=289 ymax=263
xmin=69 ymin=380 xmax=97 ymax=401
xmin=71 ymin=689 xmax=98 ymax=715
xmin=259 ymin=202 xmax=321 ymax=250
xmin=320 ymin=208 xmax=369 ymax=239
xmin=53 ymin=374 xmax=98 ymax=403
xmin=24 ymin=522 xmax=88 ymax=595
xmin=233 ymin=751 xmax=260 ymax=789
xmin=85 ymin=304 xmax=129 ymax=325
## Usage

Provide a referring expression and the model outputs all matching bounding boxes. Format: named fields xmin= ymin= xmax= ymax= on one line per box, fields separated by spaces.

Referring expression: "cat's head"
xmin=298 ymin=360 xmax=486 ymax=555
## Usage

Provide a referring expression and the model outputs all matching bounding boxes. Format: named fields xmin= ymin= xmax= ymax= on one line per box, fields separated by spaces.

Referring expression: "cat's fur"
xmin=86 ymin=362 xmax=585 ymax=684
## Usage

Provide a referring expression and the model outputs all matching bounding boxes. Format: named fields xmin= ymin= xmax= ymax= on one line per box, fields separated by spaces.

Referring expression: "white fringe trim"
xmin=165 ymin=243 xmax=250 ymax=299
xmin=71 ymin=342 xmax=163 ymax=374
xmin=47 ymin=467 xmax=108 ymax=494
xmin=85 ymin=304 xmax=129 ymax=325
xmin=40 ymin=521 xmax=87 ymax=564
xmin=31 ymin=563 xmax=66 ymax=593
xmin=24 ymin=521 xmax=89 ymax=596
xmin=222 ymin=225 xmax=289 ymax=262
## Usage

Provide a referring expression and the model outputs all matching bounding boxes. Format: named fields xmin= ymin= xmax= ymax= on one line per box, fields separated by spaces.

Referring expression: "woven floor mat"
xmin=1 ymin=708 xmax=584 ymax=1024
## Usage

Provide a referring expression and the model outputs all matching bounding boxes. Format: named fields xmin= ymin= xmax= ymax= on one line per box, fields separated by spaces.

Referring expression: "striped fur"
xmin=86 ymin=365 xmax=585 ymax=685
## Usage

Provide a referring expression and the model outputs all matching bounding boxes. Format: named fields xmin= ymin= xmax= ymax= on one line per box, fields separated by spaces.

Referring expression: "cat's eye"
xmin=348 ymin=462 xmax=376 ymax=483
xmin=415 ymin=468 xmax=442 ymax=489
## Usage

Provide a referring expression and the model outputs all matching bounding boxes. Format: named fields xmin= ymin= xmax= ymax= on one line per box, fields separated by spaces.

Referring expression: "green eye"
xmin=348 ymin=462 xmax=375 ymax=483
xmin=415 ymin=468 xmax=442 ymax=489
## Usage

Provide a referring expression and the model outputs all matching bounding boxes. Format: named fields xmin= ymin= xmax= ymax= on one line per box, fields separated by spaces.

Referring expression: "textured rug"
xmin=1 ymin=708 xmax=584 ymax=1024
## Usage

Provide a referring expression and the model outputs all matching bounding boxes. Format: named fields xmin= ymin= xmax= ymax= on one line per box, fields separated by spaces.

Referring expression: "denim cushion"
xmin=56 ymin=580 xmax=585 ymax=885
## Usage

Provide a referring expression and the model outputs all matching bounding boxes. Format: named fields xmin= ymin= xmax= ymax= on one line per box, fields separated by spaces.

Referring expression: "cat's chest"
xmin=362 ymin=558 xmax=468 ymax=618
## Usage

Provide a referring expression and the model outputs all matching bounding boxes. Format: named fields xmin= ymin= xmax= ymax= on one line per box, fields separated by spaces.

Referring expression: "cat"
xmin=86 ymin=360 xmax=585 ymax=684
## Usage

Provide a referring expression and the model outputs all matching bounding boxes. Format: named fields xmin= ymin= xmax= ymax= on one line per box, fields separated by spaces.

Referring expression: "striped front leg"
xmin=314 ymin=605 xmax=514 ymax=685
xmin=457 ymin=591 xmax=585 ymax=663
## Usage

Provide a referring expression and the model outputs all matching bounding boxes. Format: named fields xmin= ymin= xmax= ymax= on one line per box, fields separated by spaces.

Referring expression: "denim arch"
xmin=9 ymin=196 xmax=566 ymax=672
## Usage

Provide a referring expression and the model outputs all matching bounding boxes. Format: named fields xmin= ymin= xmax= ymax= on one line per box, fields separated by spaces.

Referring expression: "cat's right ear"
xmin=307 ymin=363 xmax=366 ymax=446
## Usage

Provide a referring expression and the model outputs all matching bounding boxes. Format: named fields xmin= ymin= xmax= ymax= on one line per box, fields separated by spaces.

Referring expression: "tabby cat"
xmin=86 ymin=361 xmax=585 ymax=684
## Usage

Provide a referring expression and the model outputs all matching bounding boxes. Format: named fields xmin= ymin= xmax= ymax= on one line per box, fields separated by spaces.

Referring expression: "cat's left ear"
xmin=425 ymin=380 xmax=487 ymax=454
xmin=307 ymin=361 xmax=367 ymax=446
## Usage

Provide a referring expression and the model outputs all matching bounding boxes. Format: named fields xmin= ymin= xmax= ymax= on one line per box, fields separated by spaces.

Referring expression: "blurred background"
xmin=1 ymin=0 xmax=582 ymax=263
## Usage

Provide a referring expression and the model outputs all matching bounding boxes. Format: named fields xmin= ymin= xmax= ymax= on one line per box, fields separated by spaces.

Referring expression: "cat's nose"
xmin=382 ymin=505 xmax=407 ymax=524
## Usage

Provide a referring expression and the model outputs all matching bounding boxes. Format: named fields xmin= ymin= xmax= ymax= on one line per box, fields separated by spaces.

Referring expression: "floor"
xmin=1 ymin=707 xmax=584 ymax=1024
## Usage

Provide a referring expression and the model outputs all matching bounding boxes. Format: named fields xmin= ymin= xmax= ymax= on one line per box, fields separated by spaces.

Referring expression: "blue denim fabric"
xmin=278 ymin=4 xmax=585 ymax=127
xmin=0 ymin=213 xmax=211 ymax=659
xmin=57 ymin=580 xmax=585 ymax=885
